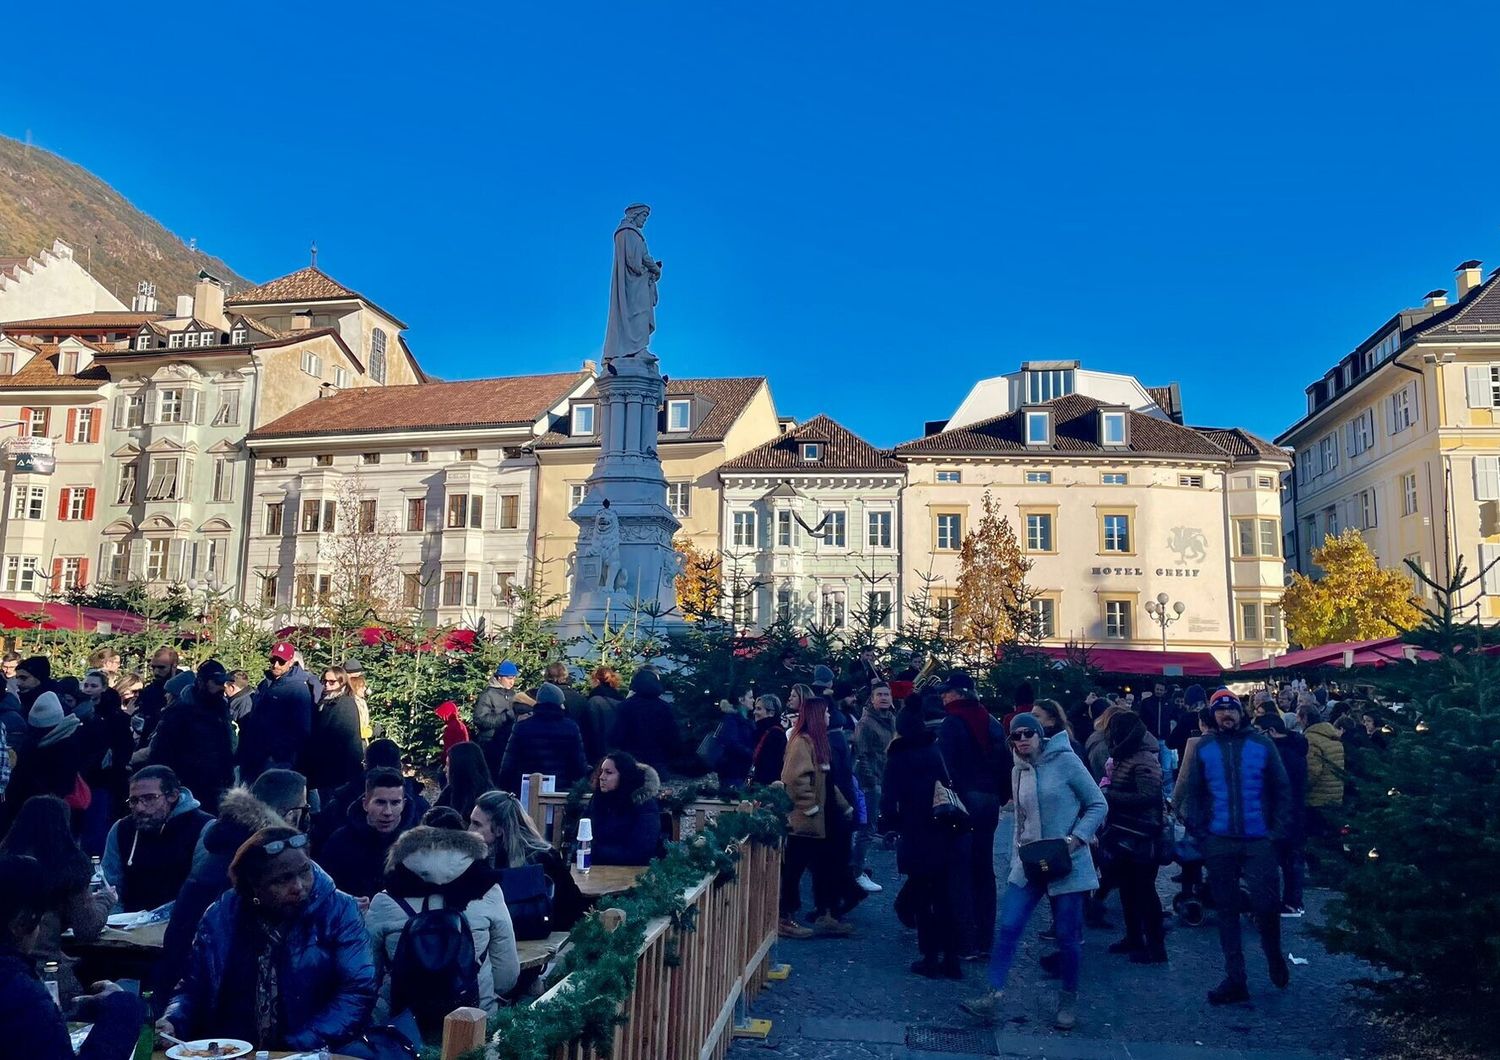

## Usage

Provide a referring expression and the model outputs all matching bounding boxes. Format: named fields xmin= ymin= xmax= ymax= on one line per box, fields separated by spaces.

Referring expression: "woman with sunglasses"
xmin=961 ymin=713 xmax=1106 ymax=1032
xmin=305 ymin=667 xmax=366 ymax=809
xmin=160 ymin=826 xmax=375 ymax=1050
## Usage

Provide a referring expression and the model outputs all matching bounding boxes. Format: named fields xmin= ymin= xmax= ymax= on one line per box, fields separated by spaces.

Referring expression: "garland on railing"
xmin=559 ymin=777 xmax=791 ymax=852
xmin=467 ymin=795 xmax=788 ymax=1060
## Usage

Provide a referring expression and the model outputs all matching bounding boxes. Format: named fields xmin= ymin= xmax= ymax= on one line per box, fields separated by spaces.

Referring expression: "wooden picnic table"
xmin=571 ymin=864 xmax=646 ymax=898
xmin=516 ymin=931 xmax=570 ymax=971
xmin=63 ymin=920 xmax=166 ymax=985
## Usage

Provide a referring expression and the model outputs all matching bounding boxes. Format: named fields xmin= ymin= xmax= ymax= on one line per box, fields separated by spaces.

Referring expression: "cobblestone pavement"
xmin=731 ymin=810 xmax=1381 ymax=1060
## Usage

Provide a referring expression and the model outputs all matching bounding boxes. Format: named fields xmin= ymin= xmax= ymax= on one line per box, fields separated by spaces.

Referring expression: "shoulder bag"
xmin=931 ymin=753 xmax=970 ymax=835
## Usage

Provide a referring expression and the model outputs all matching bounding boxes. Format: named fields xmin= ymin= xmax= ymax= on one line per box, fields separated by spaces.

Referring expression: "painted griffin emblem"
xmin=1167 ymin=526 xmax=1207 ymax=564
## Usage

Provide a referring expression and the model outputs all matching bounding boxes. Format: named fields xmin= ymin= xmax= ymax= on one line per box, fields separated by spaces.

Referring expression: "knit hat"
xmin=1008 ymin=712 xmax=1044 ymax=736
xmin=1184 ymin=684 xmax=1207 ymax=707
xmin=535 ymin=682 xmax=566 ymax=706
xmin=811 ymin=664 xmax=834 ymax=690
xmin=197 ymin=659 xmax=228 ymax=683
xmin=18 ymin=655 xmax=50 ymax=683
xmin=495 ymin=660 xmax=520 ymax=678
xmin=28 ymin=691 xmax=64 ymax=729
xmin=343 ymin=658 xmax=365 ymax=676
xmin=1209 ymin=687 xmax=1242 ymax=712
xmin=629 ymin=668 xmax=663 ymax=696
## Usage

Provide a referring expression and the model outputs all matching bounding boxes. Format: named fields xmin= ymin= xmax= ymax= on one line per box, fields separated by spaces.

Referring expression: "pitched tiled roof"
xmin=895 ymin=393 xmax=1227 ymax=459
xmin=0 ymin=346 xmax=110 ymax=390
xmin=227 ymin=266 xmax=408 ymax=328
xmin=0 ymin=311 xmax=163 ymax=331
xmin=1406 ymin=268 xmax=1500 ymax=342
xmin=534 ymin=377 xmax=766 ymax=448
xmin=1192 ymin=426 xmax=1290 ymax=464
xmin=249 ymin=371 xmax=589 ymax=438
xmin=720 ymin=414 xmax=901 ymax=472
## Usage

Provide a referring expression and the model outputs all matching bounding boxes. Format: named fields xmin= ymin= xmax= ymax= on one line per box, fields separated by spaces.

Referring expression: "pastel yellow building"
xmin=1279 ymin=260 xmax=1500 ymax=620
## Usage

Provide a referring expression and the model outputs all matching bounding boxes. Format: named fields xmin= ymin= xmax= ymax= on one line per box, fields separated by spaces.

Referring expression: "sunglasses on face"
xmin=1009 ymin=731 xmax=1038 ymax=743
xmin=262 ymin=833 xmax=311 ymax=856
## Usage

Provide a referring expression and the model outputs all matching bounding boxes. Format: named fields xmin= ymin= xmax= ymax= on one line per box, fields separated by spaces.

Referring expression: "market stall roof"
xmin=1237 ymin=636 xmax=1423 ymax=671
xmin=0 ymin=599 xmax=148 ymax=634
xmin=1036 ymin=645 xmax=1226 ymax=677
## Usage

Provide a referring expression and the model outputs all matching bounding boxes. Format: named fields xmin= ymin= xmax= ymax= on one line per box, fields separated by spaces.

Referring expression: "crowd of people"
xmin=0 ymin=646 xmax=684 ymax=1055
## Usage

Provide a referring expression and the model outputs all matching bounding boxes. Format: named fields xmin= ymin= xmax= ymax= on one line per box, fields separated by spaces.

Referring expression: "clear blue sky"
xmin=6 ymin=2 xmax=1499 ymax=447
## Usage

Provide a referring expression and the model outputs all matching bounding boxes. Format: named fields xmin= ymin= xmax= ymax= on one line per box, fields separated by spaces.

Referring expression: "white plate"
xmin=105 ymin=912 xmax=153 ymax=929
xmin=165 ymin=1040 xmax=253 ymax=1060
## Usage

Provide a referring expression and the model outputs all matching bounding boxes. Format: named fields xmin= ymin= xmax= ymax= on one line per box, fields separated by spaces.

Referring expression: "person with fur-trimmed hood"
xmin=585 ymin=751 xmax=664 ymax=865
xmin=365 ymin=825 xmax=520 ymax=1018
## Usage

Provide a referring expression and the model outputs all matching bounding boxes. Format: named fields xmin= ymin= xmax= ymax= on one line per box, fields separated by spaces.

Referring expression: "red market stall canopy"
xmin=1035 ymin=645 xmax=1226 ymax=677
xmin=1238 ymin=636 xmax=1438 ymax=671
xmin=0 ymin=599 xmax=148 ymax=634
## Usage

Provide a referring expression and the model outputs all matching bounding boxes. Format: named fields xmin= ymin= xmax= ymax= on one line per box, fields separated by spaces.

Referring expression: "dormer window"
xmin=1025 ymin=408 xmax=1052 ymax=447
xmin=801 ymin=442 xmax=822 ymax=462
xmin=1024 ymin=365 xmax=1076 ymax=403
xmin=571 ymin=403 xmax=596 ymax=436
xmin=1100 ymin=409 xmax=1128 ymax=447
xmin=135 ymin=333 xmax=152 ymax=351
xmin=169 ymin=333 xmax=183 ymax=348
xmin=231 ymin=327 xmax=247 ymax=345
xmin=59 ymin=351 xmax=78 ymax=375
xmin=666 ymin=399 xmax=692 ymax=433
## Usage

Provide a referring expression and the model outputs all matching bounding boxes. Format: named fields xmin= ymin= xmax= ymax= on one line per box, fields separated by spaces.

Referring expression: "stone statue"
xmin=585 ymin=503 xmax=625 ymax=592
xmin=602 ymin=203 xmax=661 ymax=368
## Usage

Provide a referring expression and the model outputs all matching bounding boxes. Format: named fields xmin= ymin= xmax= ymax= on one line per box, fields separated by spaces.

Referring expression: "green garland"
xmin=464 ymin=797 xmax=787 ymax=1060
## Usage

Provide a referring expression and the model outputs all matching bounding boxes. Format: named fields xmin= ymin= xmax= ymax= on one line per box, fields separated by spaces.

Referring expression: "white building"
xmin=717 ymin=415 xmax=905 ymax=634
xmin=0 ymin=240 xmax=126 ymax=322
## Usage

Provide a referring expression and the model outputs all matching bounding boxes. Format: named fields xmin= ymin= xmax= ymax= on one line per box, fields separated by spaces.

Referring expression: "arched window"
xmin=370 ymin=328 xmax=388 ymax=384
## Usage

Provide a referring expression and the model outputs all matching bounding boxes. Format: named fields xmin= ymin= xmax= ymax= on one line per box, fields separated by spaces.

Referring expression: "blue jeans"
xmin=987 ymin=882 xmax=1085 ymax=992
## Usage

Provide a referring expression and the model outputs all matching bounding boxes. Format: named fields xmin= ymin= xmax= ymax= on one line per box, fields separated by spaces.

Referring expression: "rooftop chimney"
xmin=1457 ymin=260 xmax=1483 ymax=299
xmin=1424 ymin=288 xmax=1449 ymax=308
xmin=174 ymin=294 xmax=193 ymax=319
xmin=192 ymin=270 xmax=228 ymax=330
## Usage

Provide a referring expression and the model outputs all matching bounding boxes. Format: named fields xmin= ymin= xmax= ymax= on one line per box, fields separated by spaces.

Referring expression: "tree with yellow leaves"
xmin=1280 ymin=528 xmax=1423 ymax=647
xmin=954 ymin=490 xmax=1037 ymax=661
xmin=673 ymin=536 xmax=723 ymax=621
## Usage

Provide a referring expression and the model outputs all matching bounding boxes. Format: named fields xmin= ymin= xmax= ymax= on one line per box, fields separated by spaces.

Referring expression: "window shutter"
xmin=18 ymin=407 xmax=31 ymax=436
xmin=78 ymin=558 xmax=89 ymax=587
xmin=88 ymin=410 xmax=101 ymax=443
xmin=1475 ymin=457 xmax=1500 ymax=502
xmin=113 ymin=397 xmax=128 ymax=430
xmin=1481 ymin=545 xmax=1500 ymax=596
xmin=58 ymin=490 xmax=69 ymax=521
xmin=84 ymin=488 xmax=96 ymax=520
xmin=50 ymin=558 xmax=62 ymax=593
xmin=167 ymin=539 xmax=185 ymax=581
xmin=1467 ymin=366 xmax=1491 ymax=408
xmin=66 ymin=408 xmax=78 ymax=441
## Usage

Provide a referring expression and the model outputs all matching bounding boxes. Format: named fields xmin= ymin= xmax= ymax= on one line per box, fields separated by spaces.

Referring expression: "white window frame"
xmin=26 ymin=407 xmax=48 ymax=437
xmin=935 ymin=512 xmax=962 ymax=551
xmin=666 ymin=399 xmax=692 ymax=433
xmin=1104 ymin=599 xmax=1131 ymax=639
xmin=666 ymin=481 xmax=691 ymax=517
xmin=370 ymin=328 xmax=388 ymax=384
xmin=1391 ymin=387 xmax=1413 ymax=433
xmin=409 ymin=450 xmax=429 ymax=464
xmin=1101 ymin=411 xmax=1127 ymax=447
xmin=333 ymin=366 xmax=351 ymax=389
xmin=1178 ymin=474 xmax=1204 ymax=488
xmin=212 ymin=390 xmax=241 ymax=427
xmin=72 ymin=408 xmax=94 ymax=443
xmin=146 ymin=539 xmax=169 ymax=582
xmin=4 ymin=556 xmax=39 ymax=593
xmin=1025 ymin=470 xmax=1052 ymax=484
xmin=116 ymin=463 xmax=138 ymax=505
xmin=820 ymin=509 xmax=847 ymax=549
xmin=935 ymin=469 xmax=961 ymax=484
xmin=776 ymin=509 xmax=798 ymax=547
xmin=1030 ymin=597 xmax=1056 ymax=638
xmin=732 ymin=510 xmax=757 ymax=548
xmin=1102 ymin=513 xmax=1131 ymax=553
xmin=1025 ymin=410 xmax=1051 ymax=446
xmin=1402 ymin=472 xmax=1419 ymax=516
xmin=568 ymin=484 xmax=587 ymax=509
xmin=866 ymin=509 xmax=892 ymax=549
xmin=66 ymin=487 xmax=88 ymax=521
xmin=1102 ymin=472 xmax=1127 ymax=485
xmin=1240 ymin=601 xmax=1262 ymax=641
xmin=12 ymin=485 xmax=45 ymax=521
xmin=572 ymin=403 xmax=596 ymax=436
xmin=820 ymin=588 xmax=847 ymax=629
xmin=800 ymin=442 xmax=822 ymax=462
xmin=211 ymin=457 xmax=234 ymax=503
xmin=1026 ymin=512 xmax=1053 ymax=552
xmin=301 ymin=350 xmax=322 ymax=378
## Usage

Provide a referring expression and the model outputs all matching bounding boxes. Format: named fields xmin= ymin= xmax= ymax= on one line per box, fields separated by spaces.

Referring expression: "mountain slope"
xmin=0 ymin=133 xmax=247 ymax=309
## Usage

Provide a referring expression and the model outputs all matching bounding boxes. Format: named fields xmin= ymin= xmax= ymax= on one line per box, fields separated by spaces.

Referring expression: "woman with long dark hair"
xmin=305 ymin=667 xmax=365 ymax=806
xmin=0 ymin=795 xmax=113 ymax=1004
xmin=438 ymin=741 xmax=497 ymax=822
xmin=586 ymin=750 xmax=663 ymax=866
xmin=778 ymin=695 xmax=852 ymax=939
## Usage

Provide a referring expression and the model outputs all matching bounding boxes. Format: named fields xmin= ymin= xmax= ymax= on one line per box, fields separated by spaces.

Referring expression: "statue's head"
xmin=623 ymin=203 xmax=650 ymax=227
xmin=595 ymin=508 xmax=617 ymax=532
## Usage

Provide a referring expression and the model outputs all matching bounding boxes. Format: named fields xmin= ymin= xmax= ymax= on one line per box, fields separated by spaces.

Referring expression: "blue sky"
xmin=6 ymin=2 xmax=1499 ymax=447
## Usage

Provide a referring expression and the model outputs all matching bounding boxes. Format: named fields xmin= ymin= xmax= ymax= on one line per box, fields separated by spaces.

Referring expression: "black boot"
xmin=940 ymin=955 xmax=963 ymax=980
xmin=1039 ymin=951 xmax=1062 ymax=978
xmin=911 ymin=956 xmax=942 ymax=978
xmin=1107 ymin=937 xmax=1144 ymax=955
xmin=1208 ymin=979 xmax=1250 ymax=1005
xmin=1131 ymin=942 xmax=1168 ymax=964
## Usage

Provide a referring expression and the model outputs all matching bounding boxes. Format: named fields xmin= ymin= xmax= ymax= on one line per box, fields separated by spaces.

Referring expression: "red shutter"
xmin=78 ymin=557 xmax=89 ymax=587
xmin=88 ymin=409 xmax=101 ymax=443
xmin=65 ymin=408 xmax=77 ymax=442
xmin=84 ymin=488 xmax=96 ymax=520
xmin=50 ymin=558 xmax=62 ymax=593
xmin=58 ymin=490 xmax=70 ymax=521
xmin=18 ymin=408 xmax=30 ymax=436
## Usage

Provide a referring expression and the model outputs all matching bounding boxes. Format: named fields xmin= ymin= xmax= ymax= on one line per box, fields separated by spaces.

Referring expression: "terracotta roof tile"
xmin=249 ymin=371 xmax=589 ymax=438
xmin=895 ymin=393 xmax=1228 ymax=459
xmin=720 ymin=414 xmax=901 ymax=472
xmin=1407 ymin=268 xmax=1500 ymax=341
xmin=227 ymin=266 xmax=407 ymax=328
xmin=534 ymin=376 xmax=766 ymax=448
xmin=1191 ymin=426 xmax=1290 ymax=464
xmin=0 ymin=346 xmax=110 ymax=390
xmin=0 ymin=311 xmax=163 ymax=331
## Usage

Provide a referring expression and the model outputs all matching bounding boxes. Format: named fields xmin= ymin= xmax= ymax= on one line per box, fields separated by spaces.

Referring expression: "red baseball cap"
xmin=269 ymin=641 xmax=296 ymax=662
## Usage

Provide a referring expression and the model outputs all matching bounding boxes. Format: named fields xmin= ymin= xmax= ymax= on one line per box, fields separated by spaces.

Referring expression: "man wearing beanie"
xmin=498 ymin=681 xmax=588 ymax=794
xmin=145 ymin=660 xmax=235 ymax=814
xmin=0 ymin=691 xmax=83 ymax=829
xmin=1180 ymin=687 xmax=1292 ymax=1004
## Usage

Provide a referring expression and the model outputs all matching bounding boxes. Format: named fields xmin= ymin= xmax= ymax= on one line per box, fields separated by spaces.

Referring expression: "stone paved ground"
xmin=730 ymin=810 xmax=1382 ymax=1060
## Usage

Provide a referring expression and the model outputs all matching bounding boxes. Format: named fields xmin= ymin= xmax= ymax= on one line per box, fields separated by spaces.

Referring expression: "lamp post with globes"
xmin=1143 ymin=592 xmax=1186 ymax=652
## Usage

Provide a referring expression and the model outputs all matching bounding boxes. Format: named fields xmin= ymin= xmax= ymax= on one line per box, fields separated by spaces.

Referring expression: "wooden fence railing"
xmin=444 ymin=829 xmax=782 ymax=1060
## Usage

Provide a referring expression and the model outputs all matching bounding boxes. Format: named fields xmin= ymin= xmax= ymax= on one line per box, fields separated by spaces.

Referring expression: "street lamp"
xmin=1143 ymin=592 xmax=1186 ymax=652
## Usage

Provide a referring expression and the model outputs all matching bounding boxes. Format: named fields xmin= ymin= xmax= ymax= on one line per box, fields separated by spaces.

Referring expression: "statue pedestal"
xmin=556 ymin=359 xmax=687 ymax=648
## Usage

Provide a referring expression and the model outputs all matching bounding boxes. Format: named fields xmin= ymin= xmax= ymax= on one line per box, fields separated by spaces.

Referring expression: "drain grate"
xmin=905 ymin=1024 xmax=999 ymax=1055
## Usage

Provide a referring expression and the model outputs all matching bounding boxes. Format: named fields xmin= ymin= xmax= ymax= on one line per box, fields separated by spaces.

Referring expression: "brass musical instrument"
xmin=912 ymin=653 xmax=942 ymax=691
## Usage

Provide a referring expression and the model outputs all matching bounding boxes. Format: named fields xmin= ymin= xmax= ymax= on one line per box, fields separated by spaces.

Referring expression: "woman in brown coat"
xmin=1102 ymin=712 xmax=1166 ymax=963
xmin=778 ymin=695 xmax=850 ymax=939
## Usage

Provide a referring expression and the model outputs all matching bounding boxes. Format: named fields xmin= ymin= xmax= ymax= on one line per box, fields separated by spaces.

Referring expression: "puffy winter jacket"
xmin=1007 ymin=732 xmax=1108 ymax=896
xmin=579 ymin=684 xmax=624 ymax=764
xmin=610 ymin=671 xmax=680 ymax=775
xmin=0 ymin=946 xmax=143 ymax=1060
xmin=305 ymin=693 xmax=366 ymax=794
xmin=240 ymin=665 xmax=318 ymax=780
xmin=1303 ymin=722 xmax=1346 ymax=808
xmin=366 ymin=826 xmax=520 ymax=1016
xmin=1185 ymin=725 xmax=1290 ymax=840
xmin=1104 ymin=720 xmax=1164 ymax=830
xmin=148 ymin=685 xmax=235 ymax=813
xmin=498 ymin=702 xmax=588 ymax=795
xmin=163 ymin=865 xmax=376 ymax=1050
xmin=587 ymin=765 xmax=665 ymax=865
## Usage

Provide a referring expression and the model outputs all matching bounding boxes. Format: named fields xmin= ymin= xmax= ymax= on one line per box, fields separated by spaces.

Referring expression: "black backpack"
xmin=499 ymin=862 xmax=556 ymax=940
xmin=388 ymin=895 xmax=480 ymax=1035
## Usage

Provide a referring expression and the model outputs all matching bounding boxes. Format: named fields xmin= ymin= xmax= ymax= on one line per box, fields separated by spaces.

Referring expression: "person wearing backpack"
xmin=365 ymin=825 xmax=519 ymax=1028
xmin=935 ymin=671 xmax=1012 ymax=960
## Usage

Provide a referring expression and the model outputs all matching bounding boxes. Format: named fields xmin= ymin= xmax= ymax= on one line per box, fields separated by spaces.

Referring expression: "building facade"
xmin=0 ymin=240 xmax=126 ymax=322
xmin=1279 ymin=260 xmax=1500 ymax=620
xmin=897 ymin=369 xmax=1290 ymax=667
xmin=530 ymin=376 xmax=781 ymax=604
xmin=244 ymin=371 xmax=593 ymax=628
xmin=717 ymin=415 xmax=905 ymax=633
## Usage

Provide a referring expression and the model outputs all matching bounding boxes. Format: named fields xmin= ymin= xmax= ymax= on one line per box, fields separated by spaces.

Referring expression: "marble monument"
xmin=557 ymin=204 xmax=684 ymax=642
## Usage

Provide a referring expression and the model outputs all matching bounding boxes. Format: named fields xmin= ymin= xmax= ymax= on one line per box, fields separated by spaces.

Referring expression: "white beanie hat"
xmin=28 ymin=691 xmax=64 ymax=729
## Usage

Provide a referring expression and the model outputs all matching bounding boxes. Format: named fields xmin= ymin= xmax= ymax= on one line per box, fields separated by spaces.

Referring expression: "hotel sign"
xmin=1089 ymin=566 xmax=1201 ymax=578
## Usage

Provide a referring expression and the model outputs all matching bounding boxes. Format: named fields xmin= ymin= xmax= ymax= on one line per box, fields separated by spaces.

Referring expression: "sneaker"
xmin=959 ymin=990 xmax=1004 ymax=1024
xmin=777 ymin=918 xmax=813 ymax=939
xmin=1280 ymin=905 xmax=1305 ymax=918
xmin=1207 ymin=979 xmax=1251 ymax=1006
xmin=1269 ymin=954 xmax=1291 ymax=989
xmin=855 ymin=872 xmax=884 ymax=894
xmin=813 ymin=914 xmax=856 ymax=937
xmin=1055 ymin=990 xmax=1078 ymax=1030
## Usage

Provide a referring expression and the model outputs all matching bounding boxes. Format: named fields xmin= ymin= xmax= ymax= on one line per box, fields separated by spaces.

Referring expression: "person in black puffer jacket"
xmin=610 ymin=669 xmax=680 ymax=776
xmin=1101 ymin=710 xmax=1166 ymax=963
xmin=147 ymin=661 xmax=236 ymax=814
xmin=587 ymin=752 xmax=664 ymax=866
xmin=880 ymin=704 xmax=966 ymax=978
xmin=304 ymin=666 xmax=365 ymax=805
xmin=498 ymin=683 xmax=588 ymax=795
xmin=580 ymin=667 xmax=625 ymax=765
